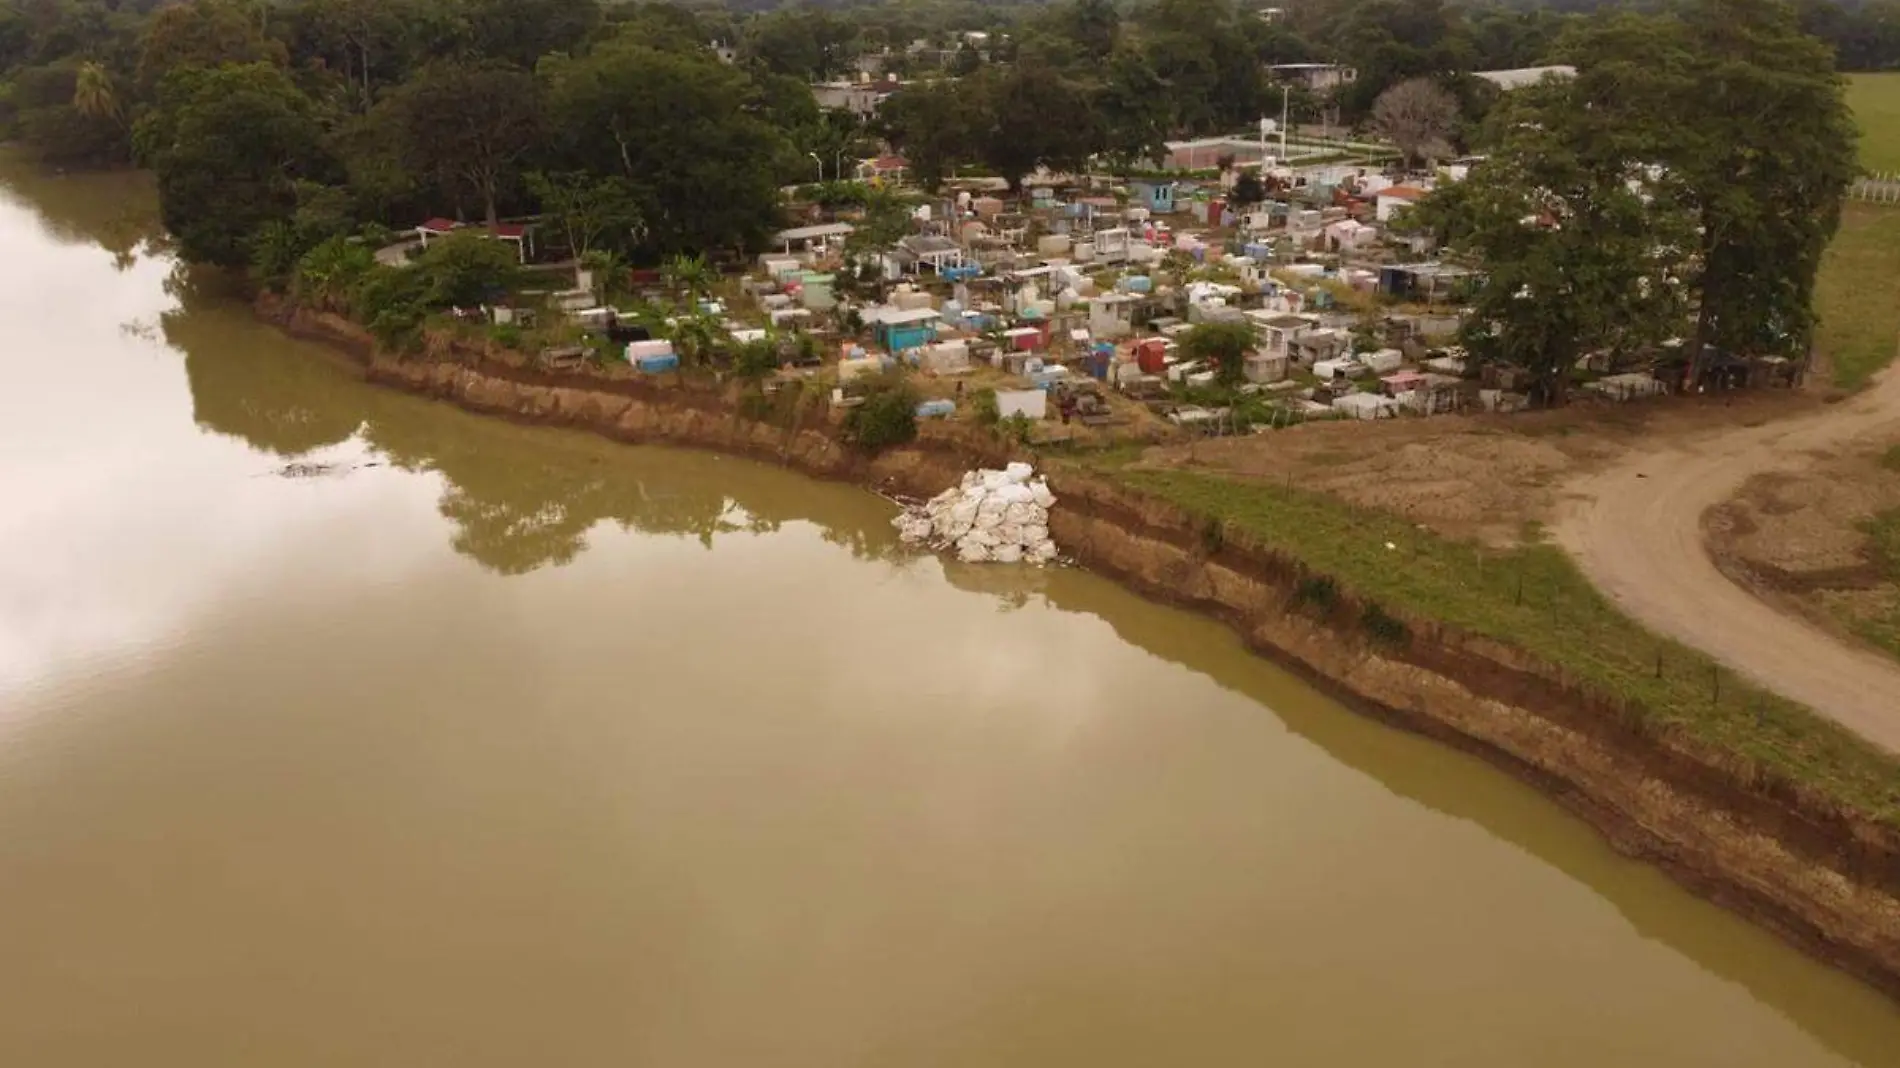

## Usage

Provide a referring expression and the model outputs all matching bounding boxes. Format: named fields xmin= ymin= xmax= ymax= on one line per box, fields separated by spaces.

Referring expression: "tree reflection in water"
xmin=0 ymin=153 xmax=162 ymax=269
xmin=161 ymin=276 xmax=909 ymax=575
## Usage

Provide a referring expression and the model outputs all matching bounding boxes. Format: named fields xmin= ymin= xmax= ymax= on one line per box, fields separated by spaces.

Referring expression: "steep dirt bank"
xmin=261 ymin=298 xmax=1900 ymax=1001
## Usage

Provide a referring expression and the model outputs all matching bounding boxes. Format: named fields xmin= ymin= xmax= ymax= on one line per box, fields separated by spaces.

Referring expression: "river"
xmin=1 ymin=157 xmax=1897 ymax=1066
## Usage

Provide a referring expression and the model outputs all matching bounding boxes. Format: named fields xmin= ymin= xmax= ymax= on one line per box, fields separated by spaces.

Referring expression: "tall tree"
xmin=71 ymin=60 xmax=122 ymax=126
xmin=135 ymin=62 xmax=333 ymax=267
xmin=460 ymin=0 xmax=600 ymax=70
xmin=1414 ymin=51 xmax=1696 ymax=404
xmin=136 ymin=0 xmax=286 ymax=91
xmin=376 ymin=60 xmax=542 ymax=229
xmin=1671 ymin=0 xmax=1857 ymax=377
xmin=541 ymin=37 xmax=788 ymax=254
xmin=526 ymin=170 xmax=642 ymax=260
xmin=1371 ymin=77 xmax=1458 ymax=168
xmin=875 ymin=79 xmax=973 ymax=191
xmin=969 ymin=63 xmax=1100 ymax=190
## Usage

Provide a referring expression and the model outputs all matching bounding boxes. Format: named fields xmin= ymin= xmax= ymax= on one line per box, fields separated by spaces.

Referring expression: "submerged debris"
xmin=893 ymin=462 xmax=1059 ymax=565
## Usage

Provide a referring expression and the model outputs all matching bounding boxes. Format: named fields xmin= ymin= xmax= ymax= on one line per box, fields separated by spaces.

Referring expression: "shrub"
xmin=1361 ymin=601 xmax=1410 ymax=646
xmin=1199 ymin=516 xmax=1225 ymax=555
xmin=354 ymin=264 xmax=432 ymax=348
xmin=733 ymin=338 xmax=780 ymax=380
xmin=417 ymin=231 xmax=521 ymax=308
xmin=972 ymin=387 xmax=1000 ymax=427
xmin=842 ymin=374 xmax=920 ymax=452
xmin=1000 ymin=412 xmax=1034 ymax=445
xmin=1293 ymin=574 xmax=1339 ymax=611
xmin=293 ymin=236 xmax=375 ymax=312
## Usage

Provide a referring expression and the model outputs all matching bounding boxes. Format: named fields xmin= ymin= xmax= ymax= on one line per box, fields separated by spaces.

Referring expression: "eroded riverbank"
xmin=8 ymin=152 xmax=1900 ymax=1060
xmin=260 ymin=296 xmax=1900 ymax=1003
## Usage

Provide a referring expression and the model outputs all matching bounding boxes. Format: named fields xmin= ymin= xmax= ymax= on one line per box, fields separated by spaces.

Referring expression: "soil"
xmin=1135 ymin=390 xmax=1813 ymax=545
xmin=1555 ymin=368 xmax=1900 ymax=751
xmin=1704 ymin=443 xmax=1900 ymax=652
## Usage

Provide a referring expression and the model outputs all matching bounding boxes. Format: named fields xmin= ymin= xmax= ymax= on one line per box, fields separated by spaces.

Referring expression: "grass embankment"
xmin=1080 ymin=453 xmax=1900 ymax=828
xmin=1849 ymin=72 xmax=1900 ymax=173
xmin=1815 ymin=201 xmax=1900 ymax=390
xmin=1850 ymin=504 xmax=1900 ymax=656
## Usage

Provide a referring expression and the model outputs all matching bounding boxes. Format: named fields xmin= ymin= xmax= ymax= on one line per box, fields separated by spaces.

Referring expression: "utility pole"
xmin=808 ymin=152 xmax=824 ymax=183
xmin=1280 ymin=84 xmax=1290 ymax=164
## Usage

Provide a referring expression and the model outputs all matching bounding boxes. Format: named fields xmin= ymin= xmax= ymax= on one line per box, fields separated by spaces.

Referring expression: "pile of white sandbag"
xmin=893 ymin=462 xmax=1059 ymax=564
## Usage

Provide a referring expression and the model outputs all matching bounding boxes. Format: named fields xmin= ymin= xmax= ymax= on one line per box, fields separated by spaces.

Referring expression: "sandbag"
xmin=894 ymin=463 xmax=1061 ymax=565
xmin=991 ymin=483 xmax=1034 ymax=506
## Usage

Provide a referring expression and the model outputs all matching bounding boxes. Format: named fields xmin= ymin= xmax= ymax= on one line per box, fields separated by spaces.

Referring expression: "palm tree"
xmin=666 ymin=313 xmax=721 ymax=368
xmin=661 ymin=253 xmax=714 ymax=305
xmin=579 ymin=249 xmax=626 ymax=305
xmin=72 ymin=61 xmax=122 ymax=127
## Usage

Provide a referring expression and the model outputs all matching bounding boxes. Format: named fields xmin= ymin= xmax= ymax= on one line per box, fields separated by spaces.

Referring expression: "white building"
xmin=1267 ymin=63 xmax=1358 ymax=92
xmin=1473 ymin=65 xmax=1575 ymax=91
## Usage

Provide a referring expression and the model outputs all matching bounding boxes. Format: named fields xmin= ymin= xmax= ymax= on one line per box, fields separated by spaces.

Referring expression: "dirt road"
xmin=1554 ymin=370 xmax=1900 ymax=751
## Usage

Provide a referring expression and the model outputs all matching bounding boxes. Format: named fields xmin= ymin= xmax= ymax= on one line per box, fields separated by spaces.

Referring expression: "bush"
xmin=972 ymin=387 xmax=1000 ymax=427
xmin=999 ymin=412 xmax=1034 ymax=445
xmin=1294 ymin=574 xmax=1339 ymax=611
xmin=842 ymin=374 xmax=920 ymax=452
xmin=417 ymin=231 xmax=521 ymax=308
xmin=733 ymin=338 xmax=780 ymax=380
xmin=293 ymin=236 xmax=375 ymax=311
xmin=354 ymin=264 xmax=432 ymax=348
xmin=1361 ymin=602 xmax=1410 ymax=646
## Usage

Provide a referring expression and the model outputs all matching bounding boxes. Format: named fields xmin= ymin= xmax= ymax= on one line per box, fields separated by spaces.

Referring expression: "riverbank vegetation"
xmin=1078 ymin=450 xmax=1900 ymax=826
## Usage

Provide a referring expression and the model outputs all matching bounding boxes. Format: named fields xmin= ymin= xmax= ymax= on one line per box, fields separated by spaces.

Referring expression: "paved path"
xmin=1553 ymin=368 xmax=1900 ymax=752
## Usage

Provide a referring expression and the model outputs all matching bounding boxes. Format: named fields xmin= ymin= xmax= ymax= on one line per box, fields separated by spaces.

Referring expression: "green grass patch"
xmin=1834 ymin=508 xmax=1900 ymax=661
xmin=1082 ymin=458 xmax=1900 ymax=826
xmin=1814 ymin=201 xmax=1900 ymax=389
xmin=1849 ymin=72 xmax=1900 ymax=172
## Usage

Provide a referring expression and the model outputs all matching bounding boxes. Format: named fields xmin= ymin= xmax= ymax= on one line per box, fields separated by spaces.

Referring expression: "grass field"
xmin=1848 ymin=72 xmax=1900 ymax=172
xmin=1075 ymin=455 xmax=1900 ymax=827
xmin=1812 ymin=76 xmax=1900 ymax=389
xmin=1815 ymin=201 xmax=1900 ymax=389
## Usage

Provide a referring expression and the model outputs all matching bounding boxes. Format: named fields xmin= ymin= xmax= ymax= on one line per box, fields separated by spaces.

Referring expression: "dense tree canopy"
xmin=1417 ymin=0 xmax=1854 ymax=397
xmin=135 ymin=62 xmax=335 ymax=267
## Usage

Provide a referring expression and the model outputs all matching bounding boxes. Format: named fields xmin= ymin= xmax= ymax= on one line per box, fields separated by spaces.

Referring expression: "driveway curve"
xmin=1553 ymin=369 xmax=1900 ymax=752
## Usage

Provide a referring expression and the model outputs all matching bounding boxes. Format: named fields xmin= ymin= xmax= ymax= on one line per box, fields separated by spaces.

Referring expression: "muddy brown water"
xmin=2 ymin=159 xmax=1899 ymax=1067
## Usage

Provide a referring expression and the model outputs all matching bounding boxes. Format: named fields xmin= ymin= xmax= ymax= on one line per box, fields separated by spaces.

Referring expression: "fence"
xmin=1849 ymin=174 xmax=1900 ymax=203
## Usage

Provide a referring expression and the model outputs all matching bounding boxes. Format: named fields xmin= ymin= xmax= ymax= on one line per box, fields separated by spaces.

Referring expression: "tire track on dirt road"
xmin=1554 ymin=369 xmax=1900 ymax=752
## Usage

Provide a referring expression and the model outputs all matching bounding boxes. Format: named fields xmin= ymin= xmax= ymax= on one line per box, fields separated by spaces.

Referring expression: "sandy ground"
xmin=1703 ymin=441 xmax=1900 ymax=656
xmin=1554 ymin=369 xmax=1900 ymax=752
xmin=1138 ymin=392 xmax=1806 ymax=545
xmin=1133 ymin=377 xmax=1900 ymax=751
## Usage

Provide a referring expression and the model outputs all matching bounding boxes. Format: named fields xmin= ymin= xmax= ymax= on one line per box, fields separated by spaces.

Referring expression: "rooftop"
xmin=1473 ymin=65 xmax=1576 ymax=90
xmin=776 ymin=222 xmax=855 ymax=243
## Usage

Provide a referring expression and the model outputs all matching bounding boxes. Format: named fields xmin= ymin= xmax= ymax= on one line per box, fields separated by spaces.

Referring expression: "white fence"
xmin=1849 ymin=173 xmax=1900 ymax=203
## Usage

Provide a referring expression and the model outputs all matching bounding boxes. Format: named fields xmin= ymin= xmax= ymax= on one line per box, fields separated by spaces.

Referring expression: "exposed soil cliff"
xmin=261 ymin=296 xmax=1900 ymax=1001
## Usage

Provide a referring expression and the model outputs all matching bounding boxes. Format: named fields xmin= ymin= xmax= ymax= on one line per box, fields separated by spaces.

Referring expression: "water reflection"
xmin=4 ymin=152 xmax=1896 ymax=1064
xmin=157 ymin=278 xmax=909 ymax=575
xmin=941 ymin=529 xmax=1900 ymax=1066
xmin=0 ymin=152 xmax=160 ymax=267
xmin=161 ymin=254 xmax=1900 ymax=1060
